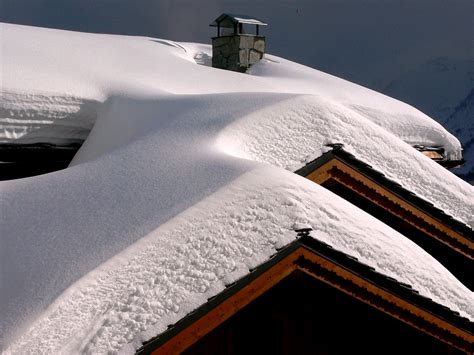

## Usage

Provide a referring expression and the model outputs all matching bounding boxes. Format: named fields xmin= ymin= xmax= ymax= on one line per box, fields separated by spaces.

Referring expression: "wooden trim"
xmin=294 ymin=248 xmax=473 ymax=353
xmin=152 ymin=254 xmax=298 ymax=354
xmin=151 ymin=247 xmax=473 ymax=354
xmin=421 ymin=150 xmax=444 ymax=160
xmin=305 ymin=158 xmax=474 ymax=259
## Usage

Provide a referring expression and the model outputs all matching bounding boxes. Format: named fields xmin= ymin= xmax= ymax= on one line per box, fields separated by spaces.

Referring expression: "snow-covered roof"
xmin=1 ymin=23 xmax=473 ymax=354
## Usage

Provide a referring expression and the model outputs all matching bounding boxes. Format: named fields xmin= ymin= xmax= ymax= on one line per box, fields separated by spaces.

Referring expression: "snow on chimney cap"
xmin=210 ymin=13 xmax=268 ymax=28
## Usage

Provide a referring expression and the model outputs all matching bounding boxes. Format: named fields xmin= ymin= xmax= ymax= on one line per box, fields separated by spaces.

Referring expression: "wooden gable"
xmin=295 ymin=147 xmax=474 ymax=290
xmin=138 ymin=235 xmax=473 ymax=354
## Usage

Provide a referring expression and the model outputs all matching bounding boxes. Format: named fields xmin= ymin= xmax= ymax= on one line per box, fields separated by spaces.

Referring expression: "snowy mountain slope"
xmin=446 ymin=89 xmax=474 ymax=182
xmin=1 ymin=23 xmax=473 ymax=353
xmin=382 ymin=57 xmax=473 ymax=122
xmin=381 ymin=58 xmax=474 ymax=183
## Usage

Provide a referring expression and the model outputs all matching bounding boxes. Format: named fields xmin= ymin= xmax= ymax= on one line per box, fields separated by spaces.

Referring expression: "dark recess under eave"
xmin=0 ymin=143 xmax=81 ymax=180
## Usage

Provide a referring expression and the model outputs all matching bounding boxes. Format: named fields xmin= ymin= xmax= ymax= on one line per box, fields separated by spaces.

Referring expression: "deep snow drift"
xmin=1 ymin=23 xmax=473 ymax=353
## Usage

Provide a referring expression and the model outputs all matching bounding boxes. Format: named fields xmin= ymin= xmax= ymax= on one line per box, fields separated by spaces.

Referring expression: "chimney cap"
xmin=210 ymin=13 xmax=268 ymax=28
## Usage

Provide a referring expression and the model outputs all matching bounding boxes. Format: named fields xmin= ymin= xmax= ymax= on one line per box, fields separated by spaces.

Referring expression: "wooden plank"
xmin=304 ymin=159 xmax=474 ymax=259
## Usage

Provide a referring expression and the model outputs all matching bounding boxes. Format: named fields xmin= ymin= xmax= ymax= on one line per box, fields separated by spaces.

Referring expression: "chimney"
xmin=210 ymin=13 xmax=267 ymax=73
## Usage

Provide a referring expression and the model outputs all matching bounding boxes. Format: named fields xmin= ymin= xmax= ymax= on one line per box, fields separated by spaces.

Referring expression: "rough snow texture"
xmin=6 ymin=169 xmax=474 ymax=354
xmin=1 ymin=23 xmax=474 ymax=354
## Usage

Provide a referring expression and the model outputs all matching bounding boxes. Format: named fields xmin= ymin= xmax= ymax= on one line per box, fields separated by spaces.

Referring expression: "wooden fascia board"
xmin=148 ymin=245 xmax=473 ymax=354
xmin=304 ymin=157 xmax=474 ymax=260
xmin=149 ymin=251 xmax=298 ymax=354
xmin=294 ymin=247 xmax=473 ymax=353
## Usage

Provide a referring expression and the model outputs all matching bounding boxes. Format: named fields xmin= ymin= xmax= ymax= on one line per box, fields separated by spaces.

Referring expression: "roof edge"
xmin=294 ymin=148 xmax=473 ymax=239
xmin=137 ymin=232 xmax=473 ymax=354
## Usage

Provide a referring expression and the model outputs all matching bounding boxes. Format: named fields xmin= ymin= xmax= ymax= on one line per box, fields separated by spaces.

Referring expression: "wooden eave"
xmin=295 ymin=149 xmax=474 ymax=261
xmin=421 ymin=150 xmax=444 ymax=160
xmin=137 ymin=235 xmax=474 ymax=354
xmin=413 ymin=145 xmax=465 ymax=168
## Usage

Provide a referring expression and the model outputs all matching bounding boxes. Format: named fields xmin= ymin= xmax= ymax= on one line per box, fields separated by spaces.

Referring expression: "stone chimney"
xmin=210 ymin=13 xmax=267 ymax=73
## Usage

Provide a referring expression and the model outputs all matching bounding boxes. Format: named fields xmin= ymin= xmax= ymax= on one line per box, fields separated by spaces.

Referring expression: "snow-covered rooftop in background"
xmin=1 ymin=23 xmax=473 ymax=353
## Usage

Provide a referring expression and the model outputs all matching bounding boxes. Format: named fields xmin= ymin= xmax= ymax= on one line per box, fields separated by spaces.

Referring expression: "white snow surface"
xmin=1 ymin=24 xmax=473 ymax=353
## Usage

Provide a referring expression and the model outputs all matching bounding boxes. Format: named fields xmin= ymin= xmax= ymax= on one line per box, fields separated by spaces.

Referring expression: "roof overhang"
xmin=137 ymin=234 xmax=473 ymax=354
xmin=413 ymin=145 xmax=465 ymax=168
xmin=295 ymin=148 xmax=474 ymax=258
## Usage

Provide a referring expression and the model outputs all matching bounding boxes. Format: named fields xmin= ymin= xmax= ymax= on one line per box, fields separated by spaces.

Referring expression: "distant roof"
xmin=210 ymin=13 xmax=268 ymax=28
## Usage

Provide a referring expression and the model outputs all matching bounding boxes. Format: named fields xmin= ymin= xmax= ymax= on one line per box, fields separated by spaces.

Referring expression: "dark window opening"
xmin=322 ymin=179 xmax=473 ymax=290
xmin=185 ymin=270 xmax=461 ymax=355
